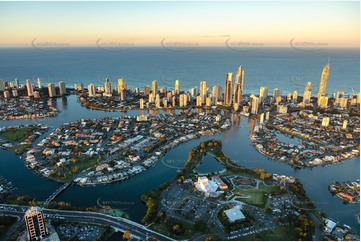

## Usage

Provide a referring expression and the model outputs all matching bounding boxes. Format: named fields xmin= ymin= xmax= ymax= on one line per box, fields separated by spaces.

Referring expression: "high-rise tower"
xmin=59 ymin=81 xmax=66 ymax=95
xmin=224 ymin=72 xmax=233 ymax=106
xmin=233 ymin=66 xmax=244 ymax=104
xmin=48 ymin=83 xmax=56 ymax=97
xmin=174 ymin=80 xmax=180 ymax=95
xmin=24 ymin=207 xmax=48 ymax=241
xmin=26 ymin=79 xmax=34 ymax=97
xmin=317 ymin=60 xmax=330 ymax=98
xmin=200 ymin=81 xmax=207 ymax=104
xmin=104 ymin=77 xmax=112 ymax=95
xmin=152 ymin=80 xmax=158 ymax=95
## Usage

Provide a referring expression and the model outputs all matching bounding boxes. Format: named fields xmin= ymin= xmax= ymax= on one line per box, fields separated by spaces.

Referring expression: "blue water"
xmin=0 ymin=47 xmax=359 ymax=95
xmin=196 ymin=155 xmax=225 ymax=174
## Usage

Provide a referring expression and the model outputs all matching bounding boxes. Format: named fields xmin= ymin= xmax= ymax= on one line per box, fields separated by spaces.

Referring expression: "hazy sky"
xmin=0 ymin=1 xmax=359 ymax=47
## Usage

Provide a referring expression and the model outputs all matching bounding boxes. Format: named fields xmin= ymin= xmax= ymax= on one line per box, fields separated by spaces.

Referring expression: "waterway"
xmin=0 ymin=95 xmax=359 ymax=234
xmin=196 ymin=155 xmax=225 ymax=174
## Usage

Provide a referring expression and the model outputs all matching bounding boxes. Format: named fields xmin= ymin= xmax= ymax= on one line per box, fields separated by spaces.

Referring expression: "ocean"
xmin=0 ymin=47 xmax=359 ymax=95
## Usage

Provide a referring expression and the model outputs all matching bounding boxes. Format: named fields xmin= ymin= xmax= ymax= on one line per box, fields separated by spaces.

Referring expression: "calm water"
xmin=196 ymin=155 xmax=225 ymax=174
xmin=0 ymin=48 xmax=359 ymax=234
xmin=0 ymin=47 xmax=359 ymax=95
xmin=275 ymin=132 xmax=302 ymax=145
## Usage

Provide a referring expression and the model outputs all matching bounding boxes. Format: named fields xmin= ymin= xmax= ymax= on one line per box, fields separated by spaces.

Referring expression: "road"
xmin=0 ymin=204 xmax=173 ymax=241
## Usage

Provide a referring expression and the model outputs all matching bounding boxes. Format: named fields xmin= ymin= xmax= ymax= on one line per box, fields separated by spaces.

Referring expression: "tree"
xmin=123 ymin=231 xmax=132 ymax=240
xmin=194 ymin=220 xmax=207 ymax=232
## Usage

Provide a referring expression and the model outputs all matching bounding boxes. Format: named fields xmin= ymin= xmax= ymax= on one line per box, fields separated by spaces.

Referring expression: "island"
xmin=140 ymin=139 xmax=320 ymax=241
xmin=251 ymin=111 xmax=360 ymax=168
xmin=24 ymin=113 xmax=230 ymax=183
xmin=0 ymin=97 xmax=59 ymax=120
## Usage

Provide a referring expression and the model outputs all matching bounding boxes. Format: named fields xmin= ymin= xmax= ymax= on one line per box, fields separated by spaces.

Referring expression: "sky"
xmin=0 ymin=1 xmax=359 ymax=48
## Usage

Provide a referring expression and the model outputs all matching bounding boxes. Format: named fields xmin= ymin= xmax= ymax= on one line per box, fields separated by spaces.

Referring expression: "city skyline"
xmin=0 ymin=1 xmax=359 ymax=48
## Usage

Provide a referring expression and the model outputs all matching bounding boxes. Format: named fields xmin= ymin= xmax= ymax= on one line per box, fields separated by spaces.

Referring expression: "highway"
xmin=0 ymin=204 xmax=173 ymax=241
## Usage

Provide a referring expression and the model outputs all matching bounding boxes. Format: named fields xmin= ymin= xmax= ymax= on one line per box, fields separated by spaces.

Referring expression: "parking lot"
xmin=55 ymin=223 xmax=106 ymax=241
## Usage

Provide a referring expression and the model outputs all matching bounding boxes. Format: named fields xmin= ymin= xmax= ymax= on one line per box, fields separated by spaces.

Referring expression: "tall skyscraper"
xmin=200 ymin=81 xmax=207 ymax=104
xmin=174 ymin=80 xmax=180 ymax=95
xmin=37 ymin=78 xmax=42 ymax=89
xmin=144 ymin=85 xmax=150 ymax=95
xmin=212 ymin=85 xmax=222 ymax=103
xmin=139 ymin=98 xmax=144 ymax=109
xmin=273 ymin=88 xmax=280 ymax=99
xmin=292 ymin=91 xmax=298 ymax=101
xmin=233 ymin=66 xmax=244 ymax=104
xmin=196 ymin=95 xmax=202 ymax=107
xmin=0 ymin=81 xmax=5 ymax=91
xmin=88 ymin=83 xmax=96 ymax=97
xmin=259 ymin=86 xmax=268 ymax=101
xmin=118 ymin=78 xmax=126 ymax=100
xmin=59 ymin=81 xmax=66 ymax=95
xmin=117 ymin=78 xmax=126 ymax=93
xmin=251 ymin=96 xmax=259 ymax=114
xmin=104 ymin=77 xmax=112 ymax=95
xmin=149 ymin=93 xmax=155 ymax=103
xmin=3 ymin=90 xmax=10 ymax=98
xmin=155 ymin=94 xmax=160 ymax=108
xmin=205 ymin=97 xmax=212 ymax=107
xmin=317 ymin=61 xmax=330 ymax=98
xmin=15 ymin=78 xmax=20 ymax=88
xmin=303 ymin=90 xmax=311 ymax=105
xmin=24 ymin=207 xmax=48 ymax=241
xmin=26 ymin=79 xmax=34 ymax=97
xmin=152 ymin=80 xmax=158 ymax=95
xmin=48 ymin=83 xmax=56 ymax=97
xmin=303 ymin=82 xmax=312 ymax=105
xmin=12 ymin=89 xmax=18 ymax=97
xmin=224 ymin=72 xmax=233 ymax=106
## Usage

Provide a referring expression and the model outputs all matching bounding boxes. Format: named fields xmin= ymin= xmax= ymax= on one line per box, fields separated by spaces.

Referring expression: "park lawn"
xmin=0 ymin=127 xmax=32 ymax=143
xmin=237 ymin=225 xmax=297 ymax=241
xmin=49 ymin=157 xmax=101 ymax=182
xmin=233 ymin=182 xmax=279 ymax=208
xmin=7 ymin=144 xmax=32 ymax=155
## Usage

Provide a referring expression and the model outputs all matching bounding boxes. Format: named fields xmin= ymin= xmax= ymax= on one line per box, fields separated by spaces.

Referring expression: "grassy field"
xmin=0 ymin=127 xmax=32 ymax=143
xmin=233 ymin=182 xmax=279 ymax=208
xmin=238 ymin=225 xmax=297 ymax=241
xmin=7 ymin=144 xmax=32 ymax=155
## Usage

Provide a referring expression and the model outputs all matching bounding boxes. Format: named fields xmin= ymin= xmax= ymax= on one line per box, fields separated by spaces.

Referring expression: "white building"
xmin=224 ymin=206 xmax=246 ymax=223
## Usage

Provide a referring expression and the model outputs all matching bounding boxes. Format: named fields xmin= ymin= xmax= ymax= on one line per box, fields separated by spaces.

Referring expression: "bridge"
xmin=42 ymin=182 xmax=72 ymax=206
